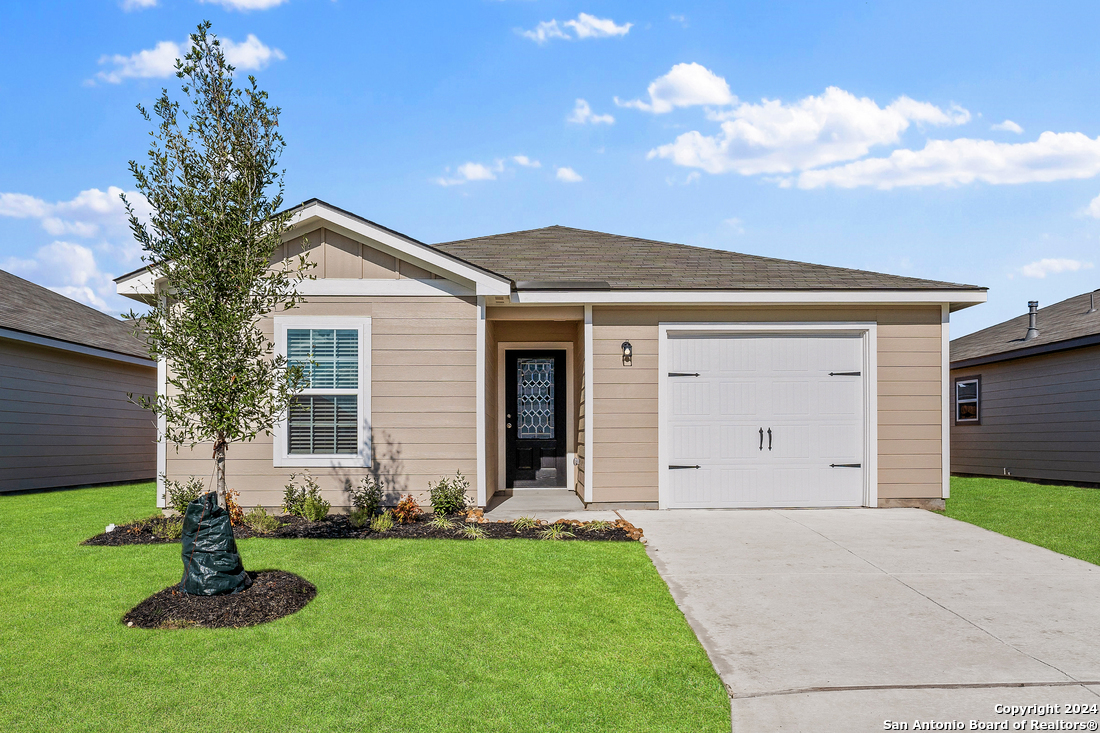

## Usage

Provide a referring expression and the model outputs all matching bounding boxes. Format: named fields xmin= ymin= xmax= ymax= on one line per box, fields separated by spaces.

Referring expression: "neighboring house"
xmin=116 ymin=199 xmax=987 ymax=511
xmin=950 ymin=291 xmax=1100 ymax=486
xmin=0 ymin=270 xmax=157 ymax=493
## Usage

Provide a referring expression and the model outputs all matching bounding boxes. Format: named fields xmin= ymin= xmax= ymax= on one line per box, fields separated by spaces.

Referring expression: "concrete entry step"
xmin=483 ymin=489 xmax=618 ymax=522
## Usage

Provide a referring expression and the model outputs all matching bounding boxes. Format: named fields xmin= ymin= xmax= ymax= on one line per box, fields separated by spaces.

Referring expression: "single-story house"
xmin=0 ymin=269 xmax=157 ymax=493
xmin=950 ymin=291 xmax=1100 ymax=486
xmin=115 ymin=199 xmax=987 ymax=511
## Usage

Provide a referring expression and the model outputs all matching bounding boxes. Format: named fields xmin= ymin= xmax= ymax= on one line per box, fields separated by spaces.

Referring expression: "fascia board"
xmin=0 ymin=327 xmax=155 ymax=367
xmin=511 ymin=289 xmax=989 ymax=306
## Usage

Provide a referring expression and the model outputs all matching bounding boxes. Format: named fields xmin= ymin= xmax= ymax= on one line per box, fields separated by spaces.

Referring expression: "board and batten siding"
xmin=0 ymin=338 xmax=156 ymax=492
xmin=951 ymin=343 xmax=1100 ymax=484
xmin=589 ymin=305 xmax=945 ymax=505
xmin=164 ymin=295 xmax=479 ymax=508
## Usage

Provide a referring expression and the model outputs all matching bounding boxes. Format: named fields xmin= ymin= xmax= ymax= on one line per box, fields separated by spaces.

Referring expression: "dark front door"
xmin=505 ymin=350 xmax=567 ymax=488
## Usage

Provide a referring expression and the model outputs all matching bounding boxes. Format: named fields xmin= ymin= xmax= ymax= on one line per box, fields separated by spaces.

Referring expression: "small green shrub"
xmin=427 ymin=514 xmax=456 ymax=530
xmin=349 ymin=507 xmax=373 ymax=528
xmin=582 ymin=520 xmax=613 ymax=533
xmin=512 ymin=516 xmax=539 ymax=530
xmin=283 ymin=472 xmax=326 ymax=518
xmin=458 ymin=523 xmax=486 ymax=540
xmin=538 ymin=524 xmax=575 ymax=541
xmin=162 ymin=475 xmax=205 ymax=515
xmin=370 ymin=510 xmax=394 ymax=533
xmin=348 ymin=476 xmax=384 ymax=516
xmin=392 ymin=494 xmax=421 ymax=524
xmin=429 ymin=470 xmax=470 ymax=515
xmin=162 ymin=518 xmax=184 ymax=540
xmin=244 ymin=506 xmax=280 ymax=534
xmin=300 ymin=495 xmax=331 ymax=521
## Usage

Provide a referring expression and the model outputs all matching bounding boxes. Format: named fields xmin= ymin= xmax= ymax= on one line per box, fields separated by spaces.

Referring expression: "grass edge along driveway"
xmin=0 ymin=483 xmax=729 ymax=733
xmin=946 ymin=475 xmax=1100 ymax=567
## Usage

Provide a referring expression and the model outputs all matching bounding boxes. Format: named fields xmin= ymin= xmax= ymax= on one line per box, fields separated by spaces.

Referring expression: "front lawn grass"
xmin=947 ymin=476 xmax=1100 ymax=566
xmin=0 ymin=483 xmax=728 ymax=733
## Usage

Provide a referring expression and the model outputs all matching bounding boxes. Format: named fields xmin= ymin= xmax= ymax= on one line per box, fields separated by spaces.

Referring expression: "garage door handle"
xmin=767 ymin=428 xmax=772 ymax=450
xmin=829 ymin=371 xmax=861 ymax=376
xmin=668 ymin=372 xmax=700 ymax=377
xmin=669 ymin=465 xmax=701 ymax=469
xmin=759 ymin=428 xmax=764 ymax=450
xmin=829 ymin=463 xmax=862 ymax=468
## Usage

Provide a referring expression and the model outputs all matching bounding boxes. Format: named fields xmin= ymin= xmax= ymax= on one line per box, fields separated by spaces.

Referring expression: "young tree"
xmin=125 ymin=21 xmax=310 ymax=507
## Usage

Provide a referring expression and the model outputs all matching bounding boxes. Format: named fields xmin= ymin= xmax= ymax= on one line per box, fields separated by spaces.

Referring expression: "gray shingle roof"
xmin=0 ymin=269 xmax=151 ymax=360
xmin=434 ymin=225 xmax=981 ymax=291
xmin=951 ymin=291 xmax=1100 ymax=364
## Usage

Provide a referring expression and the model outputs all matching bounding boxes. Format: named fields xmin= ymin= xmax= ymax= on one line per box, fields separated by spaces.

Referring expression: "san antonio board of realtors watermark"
xmin=885 ymin=703 xmax=1099 ymax=730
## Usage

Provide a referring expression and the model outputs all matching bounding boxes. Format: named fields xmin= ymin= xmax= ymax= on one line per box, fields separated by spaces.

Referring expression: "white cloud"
xmin=1018 ymin=258 xmax=1094 ymax=278
xmin=723 ymin=217 xmax=744 ymax=234
xmin=95 ymin=34 xmax=284 ymax=84
xmin=568 ymin=99 xmax=614 ymax=125
xmin=520 ymin=13 xmax=631 ymax=44
xmin=512 ymin=155 xmax=541 ymax=168
xmin=222 ymin=34 xmax=286 ymax=69
xmin=2 ymin=241 xmax=117 ymax=312
xmin=198 ymin=0 xmax=288 ymax=10
xmin=121 ymin=0 xmax=157 ymax=10
xmin=435 ymin=160 xmax=505 ymax=186
xmin=992 ymin=119 xmax=1024 ymax=134
xmin=556 ymin=167 xmax=583 ymax=183
xmin=615 ymin=62 xmax=736 ymax=114
xmin=1086 ymin=192 xmax=1100 ymax=219
xmin=796 ymin=132 xmax=1100 ymax=189
xmin=564 ymin=13 xmax=632 ymax=39
xmin=648 ymin=86 xmax=971 ymax=175
xmin=0 ymin=186 xmax=149 ymax=244
xmin=670 ymin=14 xmax=688 ymax=27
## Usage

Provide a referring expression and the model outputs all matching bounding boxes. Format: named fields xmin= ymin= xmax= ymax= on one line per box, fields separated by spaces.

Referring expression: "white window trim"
xmin=273 ymin=316 xmax=372 ymax=468
xmin=955 ymin=377 xmax=980 ymax=424
xmin=656 ymin=321 xmax=878 ymax=510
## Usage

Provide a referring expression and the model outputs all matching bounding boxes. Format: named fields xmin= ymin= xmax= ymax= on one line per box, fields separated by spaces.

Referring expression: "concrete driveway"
xmin=619 ymin=508 xmax=1100 ymax=731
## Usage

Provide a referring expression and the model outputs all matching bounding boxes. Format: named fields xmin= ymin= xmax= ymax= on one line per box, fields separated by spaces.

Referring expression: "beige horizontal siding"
xmin=0 ymin=339 xmax=157 ymax=492
xmin=950 ymin=343 xmax=1100 ymax=484
xmin=165 ymin=295 xmax=478 ymax=508
xmin=589 ymin=305 xmax=944 ymax=504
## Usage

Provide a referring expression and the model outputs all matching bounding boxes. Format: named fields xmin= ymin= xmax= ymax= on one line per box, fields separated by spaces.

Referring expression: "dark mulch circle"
xmin=123 ymin=570 xmax=316 ymax=629
xmin=85 ymin=514 xmax=641 ymax=546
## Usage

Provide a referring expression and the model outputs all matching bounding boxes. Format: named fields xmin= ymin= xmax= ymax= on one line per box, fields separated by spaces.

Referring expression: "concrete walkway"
xmin=620 ymin=508 xmax=1100 ymax=731
xmin=482 ymin=489 xmax=619 ymax=522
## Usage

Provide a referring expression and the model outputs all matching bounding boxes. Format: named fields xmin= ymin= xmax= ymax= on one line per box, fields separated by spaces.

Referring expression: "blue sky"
xmin=2 ymin=1 xmax=1099 ymax=337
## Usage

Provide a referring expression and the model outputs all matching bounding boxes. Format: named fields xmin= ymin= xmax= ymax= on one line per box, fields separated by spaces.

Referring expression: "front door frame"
xmin=657 ymin=322 xmax=878 ymax=509
xmin=497 ymin=341 xmax=575 ymax=494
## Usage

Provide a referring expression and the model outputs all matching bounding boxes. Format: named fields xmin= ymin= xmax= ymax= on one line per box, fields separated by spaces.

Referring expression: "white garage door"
xmin=665 ymin=333 xmax=865 ymax=508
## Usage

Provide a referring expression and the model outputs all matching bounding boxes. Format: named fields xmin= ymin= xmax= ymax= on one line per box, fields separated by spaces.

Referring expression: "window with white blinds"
xmin=287 ymin=329 xmax=359 ymax=454
xmin=275 ymin=319 xmax=370 ymax=467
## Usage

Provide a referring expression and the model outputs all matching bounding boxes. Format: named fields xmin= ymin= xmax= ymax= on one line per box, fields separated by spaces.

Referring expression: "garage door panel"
xmin=670 ymin=381 xmax=711 ymax=417
xmin=665 ymin=333 xmax=866 ymax=509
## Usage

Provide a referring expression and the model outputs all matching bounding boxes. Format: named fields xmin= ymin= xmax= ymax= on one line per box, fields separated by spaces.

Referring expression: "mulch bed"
xmin=123 ymin=570 xmax=316 ymax=629
xmin=85 ymin=514 xmax=642 ymax=546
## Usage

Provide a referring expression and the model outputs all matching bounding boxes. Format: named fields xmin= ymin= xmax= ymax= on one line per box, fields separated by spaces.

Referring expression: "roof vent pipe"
xmin=1024 ymin=301 xmax=1040 ymax=341
xmin=1089 ymin=289 xmax=1099 ymax=314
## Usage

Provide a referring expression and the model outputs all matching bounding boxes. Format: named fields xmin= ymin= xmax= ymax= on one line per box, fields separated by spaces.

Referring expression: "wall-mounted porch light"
xmin=621 ymin=341 xmax=632 ymax=366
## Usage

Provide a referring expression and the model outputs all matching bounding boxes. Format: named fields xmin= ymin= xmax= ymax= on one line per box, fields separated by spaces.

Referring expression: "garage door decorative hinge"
xmin=829 ymin=463 xmax=862 ymax=468
xmin=828 ymin=371 xmax=861 ymax=376
xmin=668 ymin=372 xmax=700 ymax=377
xmin=669 ymin=465 xmax=701 ymax=469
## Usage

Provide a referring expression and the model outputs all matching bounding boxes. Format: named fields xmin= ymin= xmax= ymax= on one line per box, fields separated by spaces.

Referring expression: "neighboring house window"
xmin=274 ymin=317 xmax=371 ymax=467
xmin=955 ymin=377 xmax=980 ymax=424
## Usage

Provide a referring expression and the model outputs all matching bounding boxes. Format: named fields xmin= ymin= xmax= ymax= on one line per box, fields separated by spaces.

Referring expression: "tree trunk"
xmin=214 ymin=438 xmax=227 ymax=509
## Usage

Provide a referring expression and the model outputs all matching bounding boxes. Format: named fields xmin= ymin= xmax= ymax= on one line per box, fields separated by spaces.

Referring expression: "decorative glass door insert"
xmin=517 ymin=358 xmax=555 ymax=439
